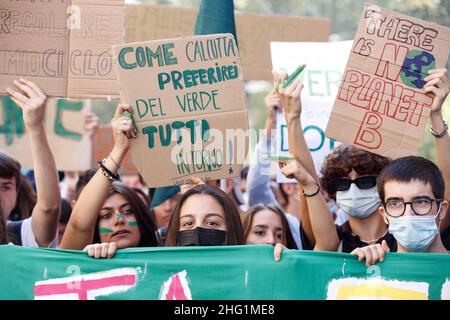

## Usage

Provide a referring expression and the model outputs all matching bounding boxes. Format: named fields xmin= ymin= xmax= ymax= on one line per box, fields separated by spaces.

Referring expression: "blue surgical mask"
xmin=336 ymin=185 xmax=381 ymax=219
xmin=388 ymin=215 xmax=439 ymax=252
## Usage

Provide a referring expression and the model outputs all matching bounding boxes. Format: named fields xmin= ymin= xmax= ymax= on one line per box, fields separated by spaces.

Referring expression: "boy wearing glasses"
xmin=352 ymin=156 xmax=449 ymax=266
xmin=277 ymin=67 xmax=449 ymax=254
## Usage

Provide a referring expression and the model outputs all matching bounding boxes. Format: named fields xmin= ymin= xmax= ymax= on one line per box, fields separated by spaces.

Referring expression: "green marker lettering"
xmin=162 ymin=43 xmax=177 ymax=65
xmin=54 ymin=100 xmax=82 ymax=140
xmin=118 ymin=47 xmax=136 ymax=69
xmin=0 ymin=97 xmax=25 ymax=146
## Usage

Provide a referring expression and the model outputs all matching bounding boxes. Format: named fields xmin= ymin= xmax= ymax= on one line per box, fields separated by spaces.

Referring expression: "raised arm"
xmin=424 ymin=68 xmax=450 ymax=231
xmin=276 ymin=73 xmax=324 ymax=248
xmin=60 ymin=104 xmax=135 ymax=250
xmin=280 ymin=159 xmax=339 ymax=251
xmin=7 ymin=78 xmax=60 ymax=247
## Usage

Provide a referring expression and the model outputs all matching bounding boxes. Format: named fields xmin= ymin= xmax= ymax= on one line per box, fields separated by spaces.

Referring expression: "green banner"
xmin=0 ymin=245 xmax=449 ymax=300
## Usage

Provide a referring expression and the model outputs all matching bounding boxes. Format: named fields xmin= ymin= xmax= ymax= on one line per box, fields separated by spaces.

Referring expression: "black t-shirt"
xmin=301 ymin=221 xmax=398 ymax=253
xmin=336 ymin=221 xmax=397 ymax=253
xmin=442 ymin=226 xmax=450 ymax=251
xmin=6 ymin=220 xmax=23 ymax=245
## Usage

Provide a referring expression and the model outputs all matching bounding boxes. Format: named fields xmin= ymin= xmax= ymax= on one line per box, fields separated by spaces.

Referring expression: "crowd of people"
xmin=1 ymin=67 xmax=449 ymax=270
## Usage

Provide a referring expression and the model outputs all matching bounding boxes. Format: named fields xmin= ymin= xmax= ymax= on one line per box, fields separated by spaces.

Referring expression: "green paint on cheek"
xmin=99 ymin=228 xmax=113 ymax=233
xmin=128 ymin=221 xmax=139 ymax=227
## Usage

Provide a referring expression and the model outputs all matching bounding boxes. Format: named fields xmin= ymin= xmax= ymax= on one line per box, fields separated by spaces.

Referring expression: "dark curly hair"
xmin=320 ymin=145 xmax=390 ymax=200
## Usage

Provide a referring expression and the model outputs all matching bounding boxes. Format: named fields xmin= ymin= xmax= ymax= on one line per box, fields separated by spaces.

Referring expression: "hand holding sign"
xmin=111 ymin=104 xmax=137 ymax=160
xmin=180 ymin=176 xmax=205 ymax=195
xmin=424 ymin=68 xmax=450 ymax=115
xmin=6 ymin=78 xmax=47 ymax=132
xmin=275 ymin=71 xmax=305 ymax=122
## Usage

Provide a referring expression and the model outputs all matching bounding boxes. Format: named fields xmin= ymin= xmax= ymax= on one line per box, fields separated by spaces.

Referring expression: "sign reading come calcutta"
xmin=0 ymin=245 xmax=449 ymax=300
xmin=325 ymin=4 xmax=450 ymax=159
xmin=112 ymin=34 xmax=248 ymax=187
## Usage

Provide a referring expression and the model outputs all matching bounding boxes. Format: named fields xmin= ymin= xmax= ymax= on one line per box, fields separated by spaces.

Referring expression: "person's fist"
xmin=351 ymin=240 xmax=390 ymax=267
xmin=83 ymin=242 xmax=117 ymax=259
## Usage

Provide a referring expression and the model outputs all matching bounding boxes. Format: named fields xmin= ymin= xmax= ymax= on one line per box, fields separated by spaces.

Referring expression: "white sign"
xmin=271 ymin=41 xmax=352 ymax=182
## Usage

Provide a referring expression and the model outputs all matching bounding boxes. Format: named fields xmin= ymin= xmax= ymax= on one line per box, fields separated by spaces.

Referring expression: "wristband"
xmin=302 ymin=183 xmax=321 ymax=198
xmin=430 ymin=120 xmax=448 ymax=138
xmin=98 ymin=159 xmax=120 ymax=182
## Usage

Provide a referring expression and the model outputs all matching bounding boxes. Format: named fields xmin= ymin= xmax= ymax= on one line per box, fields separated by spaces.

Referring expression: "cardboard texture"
xmin=325 ymin=3 xmax=450 ymax=159
xmin=92 ymin=125 xmax=137 ymax=174
xmin=0 ymin=0 xmax=125 ymax=98
xmin=125 ymin=4 xmax=330 ymax=80
xmin=113 ymin=34 xmax=248 ymax=187
xmin=0 ymin=97 xmax=92 ymax=171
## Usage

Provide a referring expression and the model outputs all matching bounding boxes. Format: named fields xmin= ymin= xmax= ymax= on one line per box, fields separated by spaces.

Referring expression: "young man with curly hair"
xmin=276 ymin=68 xmax=449 ymax=253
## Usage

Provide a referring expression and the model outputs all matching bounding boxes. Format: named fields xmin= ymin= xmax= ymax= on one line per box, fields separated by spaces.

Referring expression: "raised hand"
xmin=6 ymin=78 xmax=47 ymax=131
xmin=273 ymin=70 xmax=304 ymax=121
xmin=111 ymin=103 xmax=137 ymax=155
xmin=424 ymin=68 xmax=450 ymax=115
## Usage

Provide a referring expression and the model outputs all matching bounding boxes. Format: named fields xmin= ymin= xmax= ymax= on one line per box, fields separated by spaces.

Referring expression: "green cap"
xmin=150 ymin=186 xmax=180 ymax=209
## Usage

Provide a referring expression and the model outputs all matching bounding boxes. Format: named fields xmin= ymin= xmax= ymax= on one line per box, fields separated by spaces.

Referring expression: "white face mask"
xmin=388 ymin=214 xmax=439 ymax=252
xmin=336 ymin=184 xmax=381 ymax=219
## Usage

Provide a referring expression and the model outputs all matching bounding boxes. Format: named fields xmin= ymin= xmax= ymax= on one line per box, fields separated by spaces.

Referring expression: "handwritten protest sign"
xmin=0 ymin=0 xmax=124 ymax=98
xmin=325 ymin=4 xmax=450 ymax=159
xmin=271 ymin=41 xmax=352 ymax=182
xmin=113 ymin=34 xmax=248 ymax=187
xmin=0 ymin=97 xmax=92 ymax=171
xmin=125 ymin=4 xmax=330 ymax=80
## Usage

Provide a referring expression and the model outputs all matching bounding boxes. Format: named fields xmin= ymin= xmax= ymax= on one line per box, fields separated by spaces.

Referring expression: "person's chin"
xmin=115 ymin=238 xmax=133 ymax=249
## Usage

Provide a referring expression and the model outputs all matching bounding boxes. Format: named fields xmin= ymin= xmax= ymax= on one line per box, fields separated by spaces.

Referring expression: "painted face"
xmin=0 ymin=176 xmax=17 ymax=220
xmin=179 ymin=194 xmax=226 ymax=232
xmin=246 ymin=209 xmax=284 ymax=246
xmin=98 ymin=193 xmax=141 ymax=249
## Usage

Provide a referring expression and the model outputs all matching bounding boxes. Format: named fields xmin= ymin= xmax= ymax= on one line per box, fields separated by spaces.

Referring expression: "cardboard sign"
xmin=271 ymin=41 xmax=353 ymax=182
xmin=325 ymin=4 xmax=450 ymax=159
xmin=125 ymin=4 xmax=330 ymax=80
xmin=0 ymin=0 xmax=125 ymax=98
xmin=0 ymin=97 xmax=92 ymax=171
xmin=113 ymin=34 xmax=248 ymax=187
xmin=92 ymin=126 xmax=137 ymax=174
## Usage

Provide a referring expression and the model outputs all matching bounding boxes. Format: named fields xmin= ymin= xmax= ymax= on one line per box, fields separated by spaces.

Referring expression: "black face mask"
xmin=177 ymin=227 xmax=227 ymax=246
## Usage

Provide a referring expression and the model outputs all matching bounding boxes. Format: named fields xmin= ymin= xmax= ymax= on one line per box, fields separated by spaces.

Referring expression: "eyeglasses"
xmin=330 ymin=176 xmax=377 ymax=192
xmin=383 ymin=197 xmax=443 ymax=217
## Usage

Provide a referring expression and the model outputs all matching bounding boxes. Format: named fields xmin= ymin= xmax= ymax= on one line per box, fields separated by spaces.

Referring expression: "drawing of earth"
xmin=400 ymin=50 xmax=436 ymax=89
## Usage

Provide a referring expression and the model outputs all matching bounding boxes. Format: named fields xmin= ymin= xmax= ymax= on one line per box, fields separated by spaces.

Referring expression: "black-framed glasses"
xmin=330 ymin=176 xmax=377 ymax=192
xmin=383 ymin=197 xmax=443 ymax=217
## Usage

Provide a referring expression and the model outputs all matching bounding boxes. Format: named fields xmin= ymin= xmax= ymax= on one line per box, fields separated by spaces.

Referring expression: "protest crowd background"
xmin=1 ymin=0 xmax=450 ymax=300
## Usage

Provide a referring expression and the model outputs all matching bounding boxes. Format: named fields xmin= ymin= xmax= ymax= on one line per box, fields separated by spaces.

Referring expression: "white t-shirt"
xmin=7 ymin=217 xmax=58 ymax=248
